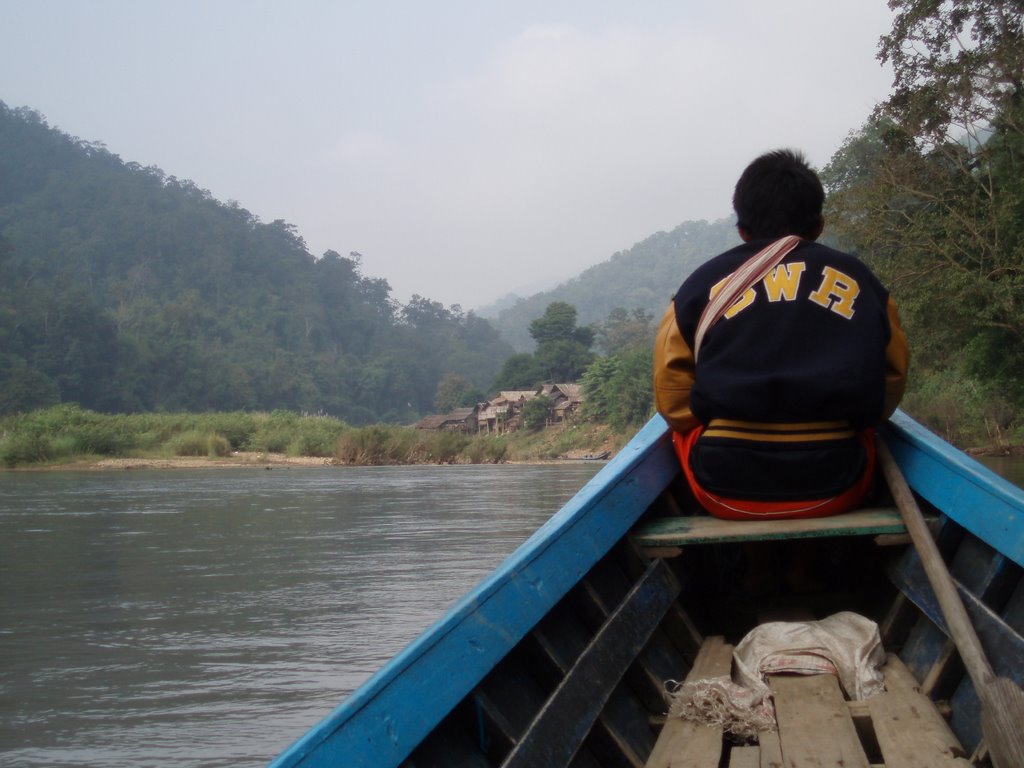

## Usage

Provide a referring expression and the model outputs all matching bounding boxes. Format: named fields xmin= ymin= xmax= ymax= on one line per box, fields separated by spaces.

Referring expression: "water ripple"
xmin=0 ymin=464 xmax=600 ymax=767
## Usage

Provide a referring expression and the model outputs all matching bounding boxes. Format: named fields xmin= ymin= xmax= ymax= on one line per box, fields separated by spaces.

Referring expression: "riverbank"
xmin=8 ymin=404 xmax=1014 ymax=472
xmin=92 ymin=452 xmax=338 ymax=470
xmin=0 ymin=405 xmax=627 ymax=470
xmin=5 ymin=452 xmax=335 ymax=472
xmin=50 ymin=439 xmax=1021 ymax=471
xmin=965 ymin=443 xmax=1024 ymax=457
xmin=53 ymin=450 xmax=618 ymax=472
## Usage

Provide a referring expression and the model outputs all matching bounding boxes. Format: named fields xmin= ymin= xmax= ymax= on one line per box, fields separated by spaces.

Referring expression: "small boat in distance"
xmin=563 ymin=450 xmax=611 ymax=461
xmin=269 ymin=410 xmax=1024 ymax=768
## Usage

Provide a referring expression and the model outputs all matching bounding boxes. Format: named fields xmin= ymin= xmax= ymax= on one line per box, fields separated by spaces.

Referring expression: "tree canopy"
xmin=490 ymin=302 xmax=596 ymax=391
xmin=0 ymin=103 xmax=513 ymax=422
xmin=878 ymin=0 xmax=1022 ymax=146
xmin=823 ymin=0 xmax=1024 ymax=442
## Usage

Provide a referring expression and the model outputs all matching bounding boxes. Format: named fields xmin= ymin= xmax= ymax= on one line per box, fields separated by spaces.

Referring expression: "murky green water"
xmin=978 ymin=455 xmax=1024 ymax=489
xmin=3 ymin=454 xmax=1021 ymax=768
xmin=0 ymin=464 xmax=601 ymax=767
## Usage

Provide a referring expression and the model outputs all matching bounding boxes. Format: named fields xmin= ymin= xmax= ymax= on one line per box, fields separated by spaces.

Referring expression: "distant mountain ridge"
xmin=483 ymin=218 xmax=739 ymax=351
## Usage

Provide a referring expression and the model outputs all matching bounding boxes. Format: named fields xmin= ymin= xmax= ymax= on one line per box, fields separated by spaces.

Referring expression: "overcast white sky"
xmin=1 ymin=1 xmax=896 ymax=308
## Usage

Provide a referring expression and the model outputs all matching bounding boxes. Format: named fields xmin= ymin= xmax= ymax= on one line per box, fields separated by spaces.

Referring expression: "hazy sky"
xmin=1 ymin=1 xmax=897 ymax=309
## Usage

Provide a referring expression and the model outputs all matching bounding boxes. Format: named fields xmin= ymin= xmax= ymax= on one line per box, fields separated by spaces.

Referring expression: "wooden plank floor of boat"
xmin=647 ymin=638 xmax=972 ymax=768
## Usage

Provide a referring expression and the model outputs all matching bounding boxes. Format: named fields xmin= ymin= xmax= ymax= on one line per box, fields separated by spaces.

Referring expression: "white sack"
xmin=665 ymin=611 xmax=886 ymax=737
xmin=733 ymin=610 xmax=886 ymax=701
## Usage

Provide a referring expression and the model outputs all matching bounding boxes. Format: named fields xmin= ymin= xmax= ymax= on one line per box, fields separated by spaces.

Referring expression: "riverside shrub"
xmin=0 ymin=432 xmax=55 ymax=467
xmin=169 ymin=431 xmax=231 ymax=457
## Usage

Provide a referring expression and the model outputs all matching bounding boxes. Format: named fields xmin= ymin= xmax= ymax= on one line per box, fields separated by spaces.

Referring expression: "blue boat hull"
xmin=271 ymin=411 xmax=1024 ymax=767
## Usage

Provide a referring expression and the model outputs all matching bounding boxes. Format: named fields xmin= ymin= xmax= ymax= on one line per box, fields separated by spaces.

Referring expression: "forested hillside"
xmin=0 ymin=103 xmax=513 ymax=423
xmin=821 ymin=0 xmax=1024 ymax=446
xmin=485 ymin=218 xmax=738 ymax=351
xmin=3 ymin=0 xmax=1020 ymax=449
xmin=490 ymin=1 xmax=1024 ymax=449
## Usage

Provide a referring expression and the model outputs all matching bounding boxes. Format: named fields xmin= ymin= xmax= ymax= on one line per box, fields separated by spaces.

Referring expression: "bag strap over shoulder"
xmin=693 ymin=235 xmax=802 ymax=362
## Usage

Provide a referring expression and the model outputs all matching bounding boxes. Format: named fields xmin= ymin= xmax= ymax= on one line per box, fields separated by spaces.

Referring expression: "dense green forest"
xmin=820 ymin=0 xmax=1024 ymax=446
xmin=0 ymin=103 xmax=513 ymax=423
xmin=1 ymin=1 xmax=1020 ymax=451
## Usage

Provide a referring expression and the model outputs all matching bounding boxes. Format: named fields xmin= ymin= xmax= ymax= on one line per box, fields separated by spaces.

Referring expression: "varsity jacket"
xmin=654 ymin=238 xmax=909 ymax=500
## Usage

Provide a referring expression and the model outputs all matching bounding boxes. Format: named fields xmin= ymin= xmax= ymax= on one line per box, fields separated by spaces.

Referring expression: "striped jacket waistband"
xmin=703 ymin=419 xmax=856 ymax=443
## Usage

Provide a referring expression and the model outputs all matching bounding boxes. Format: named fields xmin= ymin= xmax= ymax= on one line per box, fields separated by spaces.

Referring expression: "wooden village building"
xmin=473 ymin=390 xmax=535 ymax=434
xmin=538 ymin=383 xmax=584 ymax=424
xmin=412 ymin=406 xmax=478 ymax=433
xmin=414 ymin=384 xmax=585 ymax=435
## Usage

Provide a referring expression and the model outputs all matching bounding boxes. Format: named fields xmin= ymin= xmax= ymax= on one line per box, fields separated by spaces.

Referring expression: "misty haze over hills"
xmin=0 ymin=103 xmax=517 ymax=421
xmin=0 ymin=100 xmax=740 ymax=417
xmin=479 ymin=218 xmax=739 ymax=351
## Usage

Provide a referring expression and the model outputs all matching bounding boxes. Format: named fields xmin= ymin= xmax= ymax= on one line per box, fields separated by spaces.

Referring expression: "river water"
xmin=0 ymin=464 xmax=602 ymax=767
xmin=978 ymin=455 xmax=1024 ymax=489
xmin=3 ymin=457 xmax=1022 ymax=768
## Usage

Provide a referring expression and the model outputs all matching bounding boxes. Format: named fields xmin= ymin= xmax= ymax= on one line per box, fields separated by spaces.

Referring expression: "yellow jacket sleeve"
xmin=652 ymin=302 xmax=699 ymax=434
xmin=882 ymin=296 xmax=910 ymax=419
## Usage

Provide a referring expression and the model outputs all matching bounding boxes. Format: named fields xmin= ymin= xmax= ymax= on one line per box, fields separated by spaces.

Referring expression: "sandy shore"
xmin=28 ymin=451 xmax=615 ymax=471
xmin=84 ymin=452 xmax=336 ymax=470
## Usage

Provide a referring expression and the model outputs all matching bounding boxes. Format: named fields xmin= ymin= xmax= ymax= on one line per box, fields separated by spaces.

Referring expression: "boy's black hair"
xmin=732 ymin=149 xmax=824 ymax=239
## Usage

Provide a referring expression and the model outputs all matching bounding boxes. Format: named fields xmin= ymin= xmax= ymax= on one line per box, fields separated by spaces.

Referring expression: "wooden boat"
xmin=269 ymin=410 xmax=1024 ymax=768
xmin=564 ymin=450 xmax=612 ymax=462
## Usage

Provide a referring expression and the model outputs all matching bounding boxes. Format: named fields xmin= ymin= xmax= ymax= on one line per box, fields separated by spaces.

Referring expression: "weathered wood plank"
xmin=406 ymin=707 xmax=496 ymax=768
xmin=949 ymin=537 xmax=1017 ymax=602
xmin=729 ymin=745 xmax=760 ymax=767
xmin=1000 ymin=576 xmax=1024 ymax=634
xmin=879 ymin=591 xmax=919 ymax=651
xmin=661 ymin=603 xmax=704 ymax=658
xmin=619 ymin=539 xmax=702 ymax=659
xmin=500 ymin=559 xmax=681 ymax=768
xmin=845 ymin=700 xmax=878 ymax=761
xmin=472 ymin=658 xmax=548 ymax=758
xmin=634 ymin=508 xmax=907 ymax=548
xmin=890 ymin=553 xmax=1024 ymax=686
xmin=644 ymin=635 xmax=733 ymax=768
xmin=875 ymin=533 xmax=913 ymax=547
xmin=947 ymin=558 xmax=1024 ymax=754
xmin=531 ymin=618 xmax=653 ymax=768
xmin=920 ymin=639 xmax=960 ymax=698
xmin=883 ymin=652 xmax=924 ymax=692
xmin=900 ymin=615 xmax=952 ymax=692
xmin=757 ymin=728 xmax=784 ymax=768
xmin=869 ymin=655 xmax=970 ymax=767
xmin=875 ymin=712 xmax=965 ymax=768
xmin=576 ymin=559 xmax=688 ymax=714
xmin=948 ymin=679 xmax=983 ymax=758
xmin=770 ymin=674 xmax=869 ymax=768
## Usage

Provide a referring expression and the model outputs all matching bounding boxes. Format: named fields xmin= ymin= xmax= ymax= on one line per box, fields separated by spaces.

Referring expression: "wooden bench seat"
xmin=646 ymin=639 xmax=970 ymax=767
xmin=633 ymin=507 xmax=910 ymax=557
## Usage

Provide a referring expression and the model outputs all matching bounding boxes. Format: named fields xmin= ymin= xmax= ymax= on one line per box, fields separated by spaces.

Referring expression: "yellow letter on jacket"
xmin=809 ymin=266 xmax=860 ymax=319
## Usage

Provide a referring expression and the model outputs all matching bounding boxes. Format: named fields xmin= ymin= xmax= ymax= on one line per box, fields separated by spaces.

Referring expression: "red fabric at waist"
xmin=672 ymin=426 xmax=876 ymax=520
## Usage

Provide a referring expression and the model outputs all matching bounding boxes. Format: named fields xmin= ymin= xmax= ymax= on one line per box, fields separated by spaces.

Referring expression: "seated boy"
xmin=654 ymin=149 xmax=909 ymax=519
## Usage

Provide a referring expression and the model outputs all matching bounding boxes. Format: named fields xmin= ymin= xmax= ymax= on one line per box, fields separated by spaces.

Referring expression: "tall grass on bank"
xmin=333 ymin=426 xmax=507 ymax=465
xmin=0 ymin=405 xmax=513 ymax=468
xmin=900 ymin=370 xmax=1024 ymax=450
xmin=0 ymin=405 xmax=350 ymax=468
